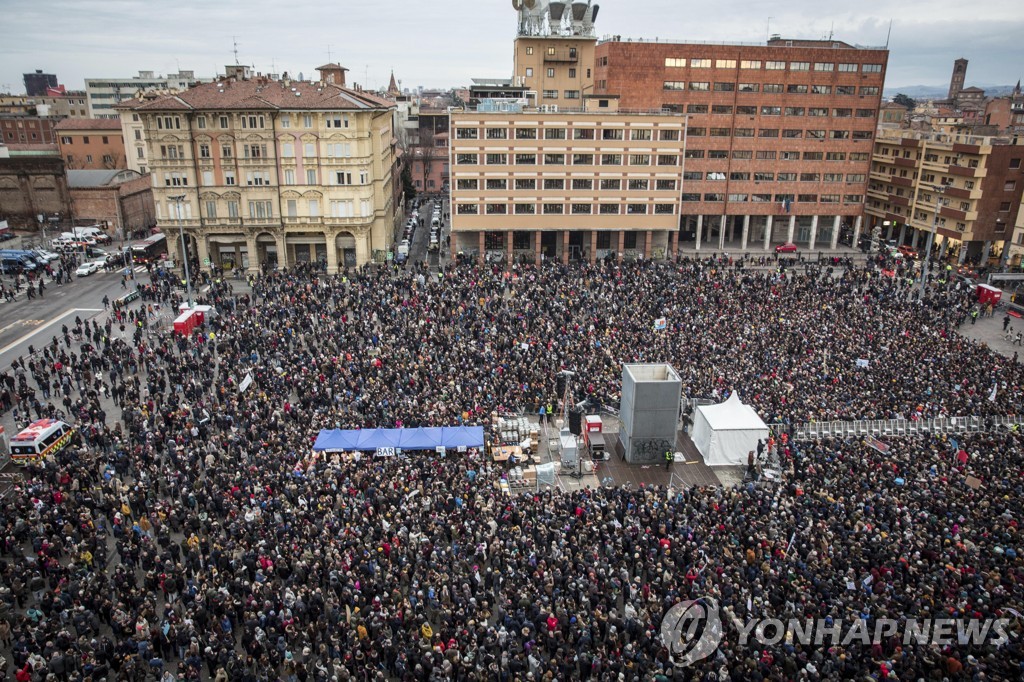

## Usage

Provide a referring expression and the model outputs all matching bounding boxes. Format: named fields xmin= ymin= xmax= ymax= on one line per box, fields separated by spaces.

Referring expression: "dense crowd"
xmin=0 ymin=256 xmax=1021 ymax=680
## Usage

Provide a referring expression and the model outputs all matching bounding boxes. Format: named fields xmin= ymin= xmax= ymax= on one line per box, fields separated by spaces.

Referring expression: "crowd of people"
xmin=0 ymin=254 xmax=1021 ymax=680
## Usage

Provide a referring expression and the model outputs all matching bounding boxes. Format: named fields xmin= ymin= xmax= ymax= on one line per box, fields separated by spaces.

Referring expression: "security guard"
xmin=665 ymin=450 xmax=673 ymax=469
xmin=546 ymin=403 xmax=554 ymax=425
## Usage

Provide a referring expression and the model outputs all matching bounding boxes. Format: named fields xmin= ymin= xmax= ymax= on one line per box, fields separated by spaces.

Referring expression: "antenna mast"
xmin=232 ymin=36 xmax=240 ymax=65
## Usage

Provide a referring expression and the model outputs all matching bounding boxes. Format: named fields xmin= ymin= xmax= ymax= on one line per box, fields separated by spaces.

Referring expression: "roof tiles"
xmin=119 ymin=79 xmax=393 ymax=113
xmin=54 ymin=118 xmax=124 ymax=131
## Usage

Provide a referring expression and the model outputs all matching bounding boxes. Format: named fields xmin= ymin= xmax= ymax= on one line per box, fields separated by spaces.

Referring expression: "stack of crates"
xmin=498 ymin=416 xmax=530 ymax=446
xmin=507 ymin=467 xmax=532 ymax=489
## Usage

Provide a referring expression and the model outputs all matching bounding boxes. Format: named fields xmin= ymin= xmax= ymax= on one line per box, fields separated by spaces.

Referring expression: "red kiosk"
xmin=584 ymin=415 xmax=606 ymax=460
xmin=173 ymin=309 xmax=202 ymax=335
xmin=977 ymin=283 xmax=1003 ymax=307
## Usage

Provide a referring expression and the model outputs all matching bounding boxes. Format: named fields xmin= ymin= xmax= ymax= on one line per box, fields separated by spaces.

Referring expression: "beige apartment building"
xmin=449 ymin=102 xmax=686 ymax=263
xmin=866 ymin=128 xmax=1024 ymax=265
xmin=514 ymin=36 xmax=596 ymax=110
xmin=511 ymin=0 xmax=599 ymax=110
xmin=120 ymin=65 xmax=398 ymax=272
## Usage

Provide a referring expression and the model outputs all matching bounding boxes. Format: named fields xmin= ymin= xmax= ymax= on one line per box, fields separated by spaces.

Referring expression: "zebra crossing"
xmin=101 ymin=265 xmax=148 ymax=275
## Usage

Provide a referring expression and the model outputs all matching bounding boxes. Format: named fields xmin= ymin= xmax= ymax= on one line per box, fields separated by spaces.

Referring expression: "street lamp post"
xmin=169 ymin=194 xmax=193 ymax=308
xmin=919 ymin=185 xmax=947 ymax=299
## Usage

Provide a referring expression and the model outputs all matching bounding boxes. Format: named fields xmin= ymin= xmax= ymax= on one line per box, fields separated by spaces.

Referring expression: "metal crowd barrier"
xmin=788 ymin=414 xmax=1024 ymax=441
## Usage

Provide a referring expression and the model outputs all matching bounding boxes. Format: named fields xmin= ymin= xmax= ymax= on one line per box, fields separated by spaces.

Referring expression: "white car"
xmin=31 ymin=249 xmax=60 ymax=262
xmin=75 ymin=261 xmax=101 ymax=276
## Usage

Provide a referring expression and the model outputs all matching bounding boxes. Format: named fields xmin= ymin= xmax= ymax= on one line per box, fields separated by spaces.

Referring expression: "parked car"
xmin=956 ymin=266 xmax=980 ymax=280
xmin=75 ymin=261 xmax=101 ymax=276
xmin=775 ymin=242 xmax=798 ymax=254
xmin=897 ymin=245 xmax=919 ymax=259
xmin=30 ymin=248 xmax=59 ymax=262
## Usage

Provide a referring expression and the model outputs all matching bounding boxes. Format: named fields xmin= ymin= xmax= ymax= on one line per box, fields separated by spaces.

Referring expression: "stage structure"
xmin=619 ymin=363 xmax=682 ymax=463
xmin=691 ymin=392 xmax=769 ymax=466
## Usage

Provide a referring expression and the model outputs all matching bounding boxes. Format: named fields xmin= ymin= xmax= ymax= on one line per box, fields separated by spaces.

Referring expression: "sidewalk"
xmin=959 ymin=306 xmax=1023 ymax=360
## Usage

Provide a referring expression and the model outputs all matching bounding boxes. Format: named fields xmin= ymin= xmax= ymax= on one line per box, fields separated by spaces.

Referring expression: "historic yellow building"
xmin=120 ymin=64 xmax=399 ymax=273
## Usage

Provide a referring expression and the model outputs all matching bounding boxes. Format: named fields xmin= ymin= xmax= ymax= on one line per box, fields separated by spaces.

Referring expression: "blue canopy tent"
xmin=313 ymin=426 xmax=485 ymax=452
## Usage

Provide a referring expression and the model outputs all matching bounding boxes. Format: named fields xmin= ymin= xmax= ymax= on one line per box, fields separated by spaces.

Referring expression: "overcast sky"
xmin=3 ymin=0 xmax=1022 ymax=95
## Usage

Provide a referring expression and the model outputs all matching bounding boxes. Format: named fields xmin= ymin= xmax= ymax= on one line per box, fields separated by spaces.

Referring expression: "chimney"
xmin=316 ymin=63 xmax=348 ymax=87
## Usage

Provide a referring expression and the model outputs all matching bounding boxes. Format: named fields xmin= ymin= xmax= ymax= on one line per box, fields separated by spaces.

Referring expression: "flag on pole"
xmin=989 ymin=383 xmax=998 ymax=402
xmin=782 ymin=531 xmax=796 ymax=558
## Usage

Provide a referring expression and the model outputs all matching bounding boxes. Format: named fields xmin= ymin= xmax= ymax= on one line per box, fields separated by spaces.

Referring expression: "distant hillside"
xmin=884 ymin=84 xmax=1017 ymax=100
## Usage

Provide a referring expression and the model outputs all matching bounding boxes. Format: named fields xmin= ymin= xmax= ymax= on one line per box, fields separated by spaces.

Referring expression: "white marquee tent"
xmin=692 ymin=392 xmax=770 ymax=466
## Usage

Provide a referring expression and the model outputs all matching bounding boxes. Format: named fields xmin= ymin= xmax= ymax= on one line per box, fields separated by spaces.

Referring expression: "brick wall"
xmin=0 ymin=157 xmax=71 ymax=227
xmin=977 ymin=146 xmax=1024 ymax=241
xmin=119 ymin=174 xmax=156 ymax=232
xmin=58 ymin=130 xmax=127 ymax=170
xmin=70 ymin=174 xmax=155 ymax=233
xmin=70 ymin=187 xmax=118 ymax=228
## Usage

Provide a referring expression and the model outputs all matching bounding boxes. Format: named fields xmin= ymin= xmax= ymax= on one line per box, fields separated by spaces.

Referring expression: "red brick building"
xmin=67 ymin=169 xmax=155 ymax=235
xmin=0 ymin=114 xmax=62 ymax=145
xmin=408 ymin=109 xmax=451 ymax=193
xmin=54 ymin=118 xmax=127 ymax=170
xmin=410 ymin=133 xmax=449 ymax=193
xmin=594 ymin=38 xmax=888 ymax=250
xmin=0 ymin=156 xmax=72 ymax=228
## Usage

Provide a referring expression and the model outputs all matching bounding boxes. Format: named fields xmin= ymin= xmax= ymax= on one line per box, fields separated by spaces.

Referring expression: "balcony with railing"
xmin=322 ymin=216 xmax=373 ymax=228
xmin=543 ymin=49 xmax=579 ymax=63
xmin=203 ymin=218 xmax=246 ymax=229
xmin=238 ymin=155 xmax=275 ymax=166
xmin=948 ymin=164 xmax=979 ymax=178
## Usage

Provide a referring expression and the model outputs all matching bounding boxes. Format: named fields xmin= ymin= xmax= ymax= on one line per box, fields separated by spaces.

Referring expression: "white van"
xmin=73 ymin=226 xmax=111 ymax=243
xmin=61 ymin=232 xmax=96 ymax=246
xmin=9 ymin=419 xmax=76 ymax=464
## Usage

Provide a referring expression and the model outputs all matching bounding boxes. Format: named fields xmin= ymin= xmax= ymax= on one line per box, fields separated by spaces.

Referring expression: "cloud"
xmin=1 ymin=0 xmax=1021 ymax=93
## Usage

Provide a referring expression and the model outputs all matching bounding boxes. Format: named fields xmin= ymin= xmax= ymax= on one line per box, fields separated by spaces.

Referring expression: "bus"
xmin=131 ymin=233 xmax=168 ymax=264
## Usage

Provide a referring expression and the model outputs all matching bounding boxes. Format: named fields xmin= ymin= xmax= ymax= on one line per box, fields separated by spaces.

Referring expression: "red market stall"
xmin=977 ymin=283 xmax=1003 ymax=307
xmin=173 ymin=310 xmax=201 ymax=336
